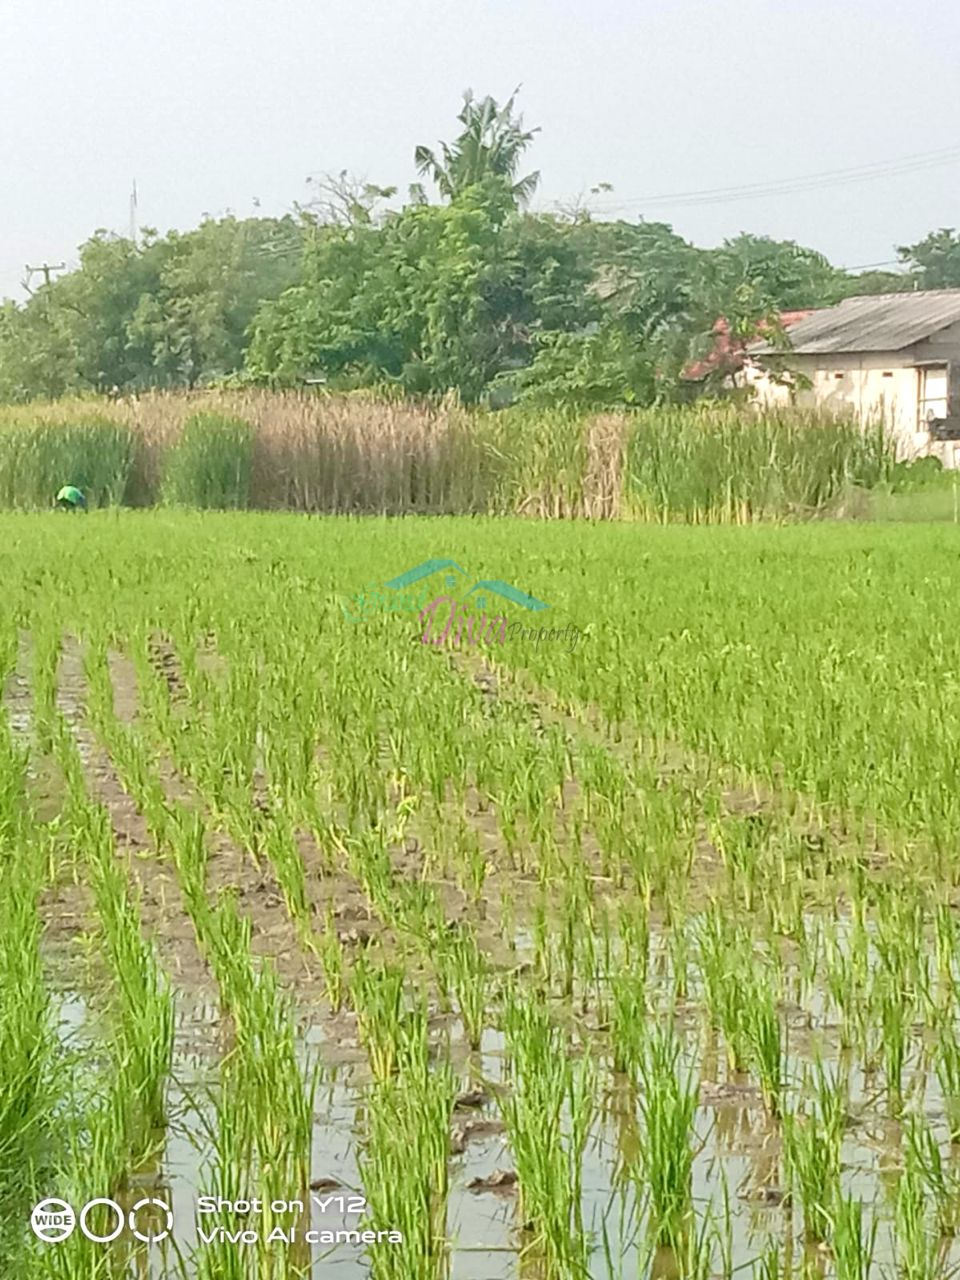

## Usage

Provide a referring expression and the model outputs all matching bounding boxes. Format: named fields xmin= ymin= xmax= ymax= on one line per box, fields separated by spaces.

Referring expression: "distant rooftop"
xmin=682 ymin=311 xmax=814 ymax=381
xmin=749 ymin=289 xmax=960 ymax=356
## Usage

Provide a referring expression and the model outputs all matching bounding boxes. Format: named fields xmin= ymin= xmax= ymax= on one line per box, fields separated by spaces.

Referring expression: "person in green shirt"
xmin=55 ymin=485 xmax=86 ymax=511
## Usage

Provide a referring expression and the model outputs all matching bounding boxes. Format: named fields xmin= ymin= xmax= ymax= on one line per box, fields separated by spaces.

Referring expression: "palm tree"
xmin=413 ymin=88 xmax=541 ymax=207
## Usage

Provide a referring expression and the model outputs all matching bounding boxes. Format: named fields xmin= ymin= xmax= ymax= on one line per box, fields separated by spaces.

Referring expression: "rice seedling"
xmin=192 ymin=1075 xmax=254 ymax=1280
xmin=434 ymin=924 xmax=490 ymax=1051
xmin=782 ymin=1061 xmax=844 ymax=1242
xmin=0 ymin=733 xmax=58 ymax=1231
xmin=609 ymin=969 xmax=647 ymax=1077
xmin=667 ymin=913 xmax=691 ymax=1003
xmin=741 ymin=963 xmax=785 ymax=1118
xmin=893 ymin=1139 xmax=944 ymax=1280
xmin=358 ymin=1004 xmax=454 ymax=1280
xmin=904 ymin=1115 xmax=960 ymax=1238
xmin=50 ymin=722 xmax=175 ymax=1155
xmin=823 ymin=920 xmax=864 ymax=1053
xmin=30 ymin=622 xmax=60 ymax=757
xmin=350 ymin=956 xmax=407 ymax=1083
xmin=751 ymin=1240 xmax=784 ymax=1280
xmin=936 ymin=1021 xmax=960 ymax=1146
xmin=935 ymin=903 xmax=958 ymax=987
xmin=829 ymin=1194 xmax=878 ymax=1280
xmin=697 ymin=905 xmax=752 ymax=1074
xmin=499 ymin=986 xmax=591 ymax=1277
xmin=874 ymin=971 xmax=911 ymax=1115
xmin=673 ymin=1203 xmax=722 ymax=1280
xmin=635 ymin=1022 xmax=699 ymax=1249
xmin=318 ymin=909 xmax=347 ymax=1013
xmin=261 ymin=818 xmax=312 ymax=941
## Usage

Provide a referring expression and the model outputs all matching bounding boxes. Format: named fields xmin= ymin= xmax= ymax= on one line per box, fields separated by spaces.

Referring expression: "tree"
xmin=0 ymin=298 xmax=76 ymax=402
xmin=836 ymin=269 xmax=915 ymax=298
xmin=504 ymin=325 xmax=663 ymax=409
xmin=46 ymin=231 xmax=167 ymax=391
xmin=128 ymin=216 xmax=304 ymax=385
xmin=247 ymin=195 xmax=589 ymax=401
xmin=7 ymin=81 xmax=960 ymax=410
xmin=706 ymin=234 xmax=846 ymax=315
xmin=506 ymin=220 xmax=705 ymax=409
xmin=301 ymin=170 xmax=397 ymax=227
xmin=0 ymin=217 xmax=305 ymax=399
xmin=897 ymin=228 xmax=960 ymax=288
xmin=413 ymin=88 xmax=540 ymax=208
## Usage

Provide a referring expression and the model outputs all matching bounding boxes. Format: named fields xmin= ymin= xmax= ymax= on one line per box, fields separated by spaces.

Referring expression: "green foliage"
xmin=413 ymin=87 xmax=540 ymax=207
xmin=162 ymin=412 xmax=254 ymax=509
xmin=706 ymin=233 xmax=849 ymax=312
xmin=836 ymin=268 xmax=916 ymax=298
xmin=898 ymin=227 xmax=960 ymax=288
xmin=885 ymin=455 xmax=948 ymax=492
xmin=248 ymin=197 xmax=589 ymax=403
xmin=0 ymin=417 xmax=134 ymax=508
xmin=0 ymin=217 xmax=303 ymax=401
xmin=504 ymin=325 xmax=661 ymax=409
xmin=625 ymin=406 xmax=894 ymax=520
xmin=0 ymin=299 xmax=77 ymax=402
xmin=128 ymin=217 xmax=303 ymax=385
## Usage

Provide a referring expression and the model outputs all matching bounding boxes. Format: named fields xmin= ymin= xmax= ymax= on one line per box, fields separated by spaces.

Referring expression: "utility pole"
xmin=129 ymin=180 xmax=138 ymax=246
xmin=23 ymin=262 xmax=66 ymax=293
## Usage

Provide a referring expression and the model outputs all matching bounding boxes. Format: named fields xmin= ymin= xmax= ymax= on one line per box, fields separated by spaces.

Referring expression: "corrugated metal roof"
xmin=749 ymin=289 xmax=960 ymax=355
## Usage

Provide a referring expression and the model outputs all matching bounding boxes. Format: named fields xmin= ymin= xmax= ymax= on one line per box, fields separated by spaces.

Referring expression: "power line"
xmin=588 ymin=147 xmax=960 ymax=209
xmin=578 ymin=145 xmax=960 ymax=212
xmin=840 ymin=258 xmax=905 ymax=272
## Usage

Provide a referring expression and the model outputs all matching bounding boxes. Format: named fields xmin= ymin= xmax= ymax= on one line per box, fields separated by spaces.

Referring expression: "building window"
xmin=882 ymin=371 xmax=893 ymax=377
xmin=919 ymin=365 xmax=948 ymax=428
xmin=834 ymin=372 xmax=844 ymax=379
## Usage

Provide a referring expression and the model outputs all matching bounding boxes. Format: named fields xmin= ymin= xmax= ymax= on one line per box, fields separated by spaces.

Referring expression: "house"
xmin=682 ymin=311 xmax=815 ymax=383
xmin=746 ymin=289 xmax=960 ymax=464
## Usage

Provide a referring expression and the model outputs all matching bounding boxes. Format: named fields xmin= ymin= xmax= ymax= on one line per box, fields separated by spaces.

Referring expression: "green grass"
xmin=0 ymin=418 xmax=135 ymax=508
xmin=8 ymin=509 xmax=960 ymax=1276
xmin=162 ymin=412 xmax=253 ymax=509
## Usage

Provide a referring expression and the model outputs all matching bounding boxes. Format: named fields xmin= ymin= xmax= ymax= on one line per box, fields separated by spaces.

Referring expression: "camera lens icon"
xmin=31 ymin=1199 xmax=76 ymax=1243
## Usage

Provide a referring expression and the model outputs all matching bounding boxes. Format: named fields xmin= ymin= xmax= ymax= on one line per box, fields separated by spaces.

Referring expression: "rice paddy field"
xmin=6 ymin=509 xmax=960 ymax=1279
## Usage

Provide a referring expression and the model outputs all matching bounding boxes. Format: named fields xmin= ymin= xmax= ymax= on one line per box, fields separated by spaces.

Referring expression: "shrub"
xmin=162 ymin=413 xmax=253 ymax=509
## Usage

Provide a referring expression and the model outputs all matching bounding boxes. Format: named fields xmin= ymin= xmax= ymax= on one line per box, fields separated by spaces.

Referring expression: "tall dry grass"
xmin=0 ymin=391 xmax=896 ymax=520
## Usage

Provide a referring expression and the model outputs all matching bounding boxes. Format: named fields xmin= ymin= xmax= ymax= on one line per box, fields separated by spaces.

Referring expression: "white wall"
xmin=744 ymin=348 xmax=960 ymax=466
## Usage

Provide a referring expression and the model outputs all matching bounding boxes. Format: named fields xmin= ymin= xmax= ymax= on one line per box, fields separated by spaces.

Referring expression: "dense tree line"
xmin=2 ymin=90 xmax=958 ymax=407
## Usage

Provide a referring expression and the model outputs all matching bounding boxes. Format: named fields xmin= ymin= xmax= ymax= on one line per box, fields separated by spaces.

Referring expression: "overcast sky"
xmin=3 ymin=0 xmax=959 ymax=302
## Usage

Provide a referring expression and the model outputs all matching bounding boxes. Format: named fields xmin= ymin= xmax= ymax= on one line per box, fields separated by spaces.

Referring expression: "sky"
xmin=3 ymin=0 xmax=960 ymax=302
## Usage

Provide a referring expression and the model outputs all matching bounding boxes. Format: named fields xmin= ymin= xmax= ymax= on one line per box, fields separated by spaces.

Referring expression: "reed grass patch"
xmin=0 ymin=391 xmax=897 ymax=519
